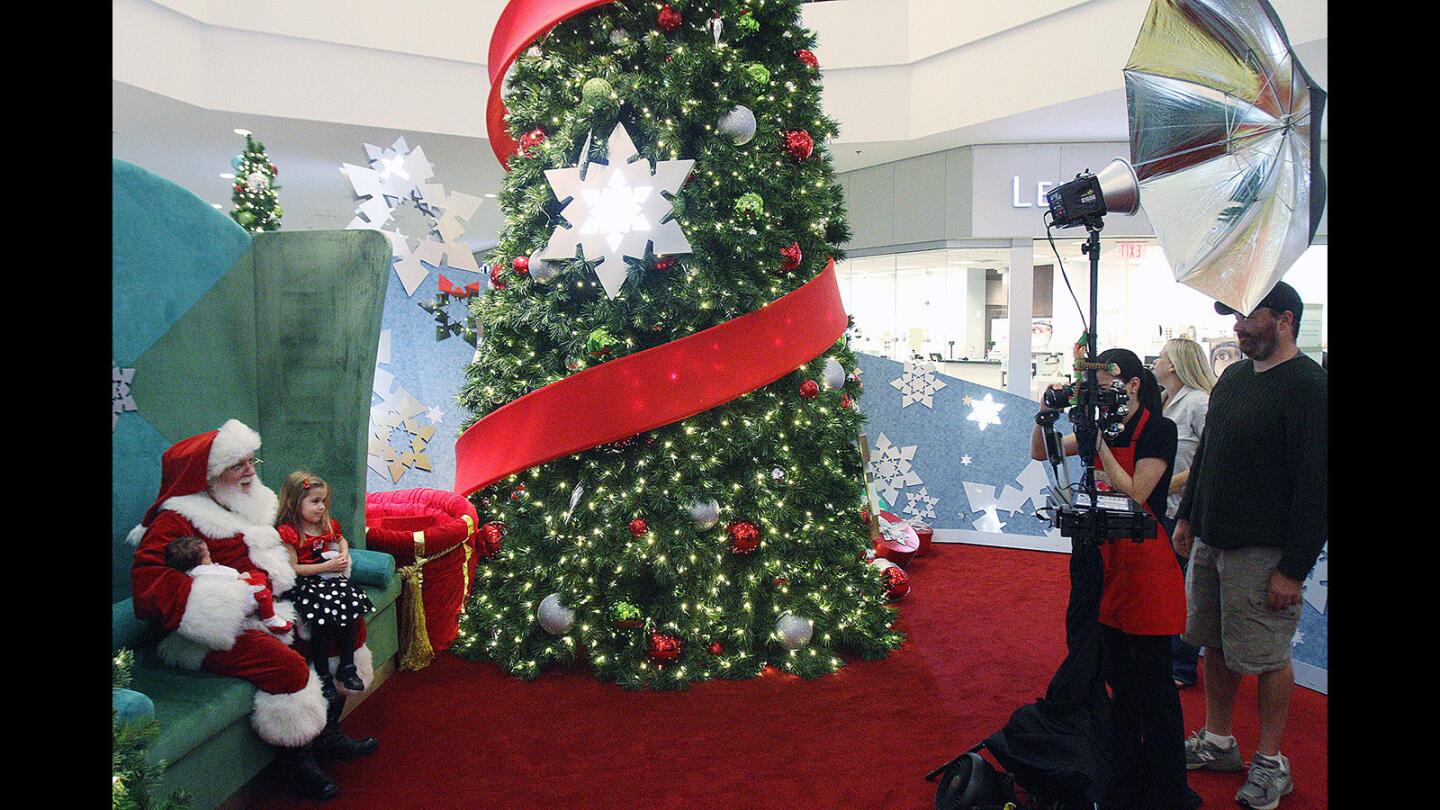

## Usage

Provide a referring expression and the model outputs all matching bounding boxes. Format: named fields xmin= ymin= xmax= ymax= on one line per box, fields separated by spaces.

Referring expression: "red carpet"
xmin=258 ymin=544 xmax=1327 ymax=808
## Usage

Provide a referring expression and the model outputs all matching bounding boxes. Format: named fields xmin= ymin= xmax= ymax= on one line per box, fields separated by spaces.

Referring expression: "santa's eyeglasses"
xmin=225 ymin=457 xmax=264 ymax=475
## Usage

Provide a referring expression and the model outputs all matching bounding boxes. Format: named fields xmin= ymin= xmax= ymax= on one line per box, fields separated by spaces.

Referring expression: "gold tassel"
xmin=397 ymin=562 xmax=435 ymax=671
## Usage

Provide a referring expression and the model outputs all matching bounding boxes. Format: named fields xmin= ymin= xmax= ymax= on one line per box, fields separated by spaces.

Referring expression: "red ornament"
xmin=872 ymin=558 xmax=911 ymax=601
xmin=795 ymin=49 xmax=819 ymax=69
xmin=628 ymin=518 xmax=649 ymax=537
xmin=234 ymin=184 xmax=245 ymax=194
xmin=512 ymin=255 xmax=530 ymax=276
xmin=490 ymin=263 xmax=508 ymax=290
xmin=782 ymin=130 xmax=814 ymax=161
xmin=477 ymin=521 xmax=505 ymax=558
xmin=707 ymin=641 xmax=723 ymax=655
xmin=778 ymin=241 xmax=803 ymax=273
xmin=773 ymin=576 xmax=790 ymax=586
xmin=840 ymin=393 xmax=854 ymax=409
xmin=269 ymin=163 xmax=279 ymax=176
xmin=859 ymin=507 xmax=871 ymax=525
xmin=657 ymin=4 xmax=683 ymax=32
xmin=518 ymin=127 xmax=546 ymax=156
xmin=799 ymin=379 xmax=820 ymax=399
xmin=510 ymin=483 xmax=526 ymax=501
xmin=648 ymin=631 xmax=683 ymax=664
xmin=654 ymin=256 xmax=676 ymax=272
xmin=727 ymin=520 xmax=761 ymax=554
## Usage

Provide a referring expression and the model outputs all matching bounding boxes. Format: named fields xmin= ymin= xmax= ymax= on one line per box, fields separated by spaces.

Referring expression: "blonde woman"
xmin=1152 ymin=337 xmax=1215 ymax=688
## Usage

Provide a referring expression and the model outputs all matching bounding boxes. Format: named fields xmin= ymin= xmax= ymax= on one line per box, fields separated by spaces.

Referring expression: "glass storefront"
xmin=838 ymin=242 xmax=1328 ymax=398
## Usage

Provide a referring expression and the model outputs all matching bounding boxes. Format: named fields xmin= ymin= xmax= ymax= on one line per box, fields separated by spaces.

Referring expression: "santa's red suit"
xmin=128 ymin=420 xmax=371 ymax=749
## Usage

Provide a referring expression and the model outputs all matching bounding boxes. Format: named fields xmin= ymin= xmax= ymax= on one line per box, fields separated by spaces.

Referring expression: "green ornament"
xmin=565 ymin=355 xmax=586 ymax=372
xmin=587 ymin=327 xmax=618 ymax=358
xmin=735 ymin=13 xmax=760 ymax=37
xmin=273 ymin=205 xmax=284 ymax=218
xmin=582 ymin=77 xmax=613 ymax=107
xmin=235 ymin=210 xmax=255 ymax=226
xmin=745 ymin=63 xmax=770 ymax=86
xmin=609 ymin=601 xmax=642 ymax=622
xmin=734 ymin=192 xmax=764 ymax=217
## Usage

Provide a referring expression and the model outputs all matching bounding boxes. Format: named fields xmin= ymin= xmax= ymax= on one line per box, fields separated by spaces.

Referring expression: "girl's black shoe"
xmin=318 ymin=673 xmax=337 ymax=702
xmin=335 ymin=664 xmax=364 ymax=692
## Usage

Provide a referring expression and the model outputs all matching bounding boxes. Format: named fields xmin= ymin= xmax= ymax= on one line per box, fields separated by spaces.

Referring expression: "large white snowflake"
xmin=1303 ymin=543 xmax=1327 ymax=614
xmin=965 ymin=392 xmax=1006 ymax=431
xmin=868 ymin=432 xmax=923 ymax=505
xmin=539 ymin=123 xmax=694 ymax=299
xmin=902 ymin=487 xmax=939 ymax=522
xmin=113 ymin=362 xmax=136 ymax=431
xmin=890 ymin=363 xmax=947 ymax=408
xmin=994 ymin=460 xmax=1053 ymax=516
xmin=341 ymin=137 xmax=483 ymax=296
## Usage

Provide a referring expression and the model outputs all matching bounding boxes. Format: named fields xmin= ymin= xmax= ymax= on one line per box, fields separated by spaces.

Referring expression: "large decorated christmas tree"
xmin=452 ymin=0 xmax=902 ymax=689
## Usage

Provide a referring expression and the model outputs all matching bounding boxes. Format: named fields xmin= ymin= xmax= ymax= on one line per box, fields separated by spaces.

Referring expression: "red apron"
xmin=1095 ymin=408 xmax=1187 ymax=636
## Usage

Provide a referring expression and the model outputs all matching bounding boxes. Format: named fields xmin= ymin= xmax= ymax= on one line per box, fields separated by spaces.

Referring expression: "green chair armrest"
xmin=113 ymin=687 xmax=156 ymax=725
xmin=113 ymin=598 xmax=157 ymax=652
xmin=349 ymin=548 xmax=395 ymax=587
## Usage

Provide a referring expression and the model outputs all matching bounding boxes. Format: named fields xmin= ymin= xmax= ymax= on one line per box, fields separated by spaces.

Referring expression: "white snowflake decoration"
xmin=902 ymin=487 xmax=938 ymax=522
xmin=341 ymin=137 xmax=483 ymax=296
xmin=113 ymin=362 xmax=137 ymax=431
xmin=539 ymin=122 xmax=695 ymax=299
xmin=960 ymin=454 xmax=973 ymax=466
xmin=426 ymin=406 xmax=446 ymax=424
xmin=868 ymin=432 xmax=923 ymax=505
xmin=972 ymin=507 xmax=1007 ymax=533
xmin=961 ymin=482 xmax=1009 ymax=533
xmin=965 ymin=392 xmax=1006 ymax=431
xmin=1290 ymin=628 xmax=1306 ymax=647
xmin=1302 ymin=543 xmax=1327 ymax=614
xmin=994 ymin=460 xmax=1053 ymax=516
xmin=890 ymin=363 xmax=947 ymax=408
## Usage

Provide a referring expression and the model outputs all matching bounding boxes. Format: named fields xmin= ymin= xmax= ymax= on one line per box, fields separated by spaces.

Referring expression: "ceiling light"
xmin=219 ymin=173 xmax=235 ymax=179
xmin=484 ymin=193 xmax=497 ymax=198
xmin=233 ymin=128 xmax=252 ymax=136
xmin=211 ymin=204 xmax=223 ymax=209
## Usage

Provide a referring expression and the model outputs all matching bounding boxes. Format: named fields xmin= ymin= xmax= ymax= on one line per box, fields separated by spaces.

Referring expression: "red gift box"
xmin=365 ymin=489 xmax=481 ymax=668
xmin=873 ymin=510 xmax=920 ymax=567
xmin=914 ymin=526 xmax=933 ymax=557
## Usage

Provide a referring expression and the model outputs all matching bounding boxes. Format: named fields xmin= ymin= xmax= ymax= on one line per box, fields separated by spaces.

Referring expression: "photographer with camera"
xmin=1030 ymin=348 xmax=1198 ymax=810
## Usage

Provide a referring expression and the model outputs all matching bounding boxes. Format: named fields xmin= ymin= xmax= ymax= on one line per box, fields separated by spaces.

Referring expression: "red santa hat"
xmin=128 ymin=419 xmax=262 ymax=542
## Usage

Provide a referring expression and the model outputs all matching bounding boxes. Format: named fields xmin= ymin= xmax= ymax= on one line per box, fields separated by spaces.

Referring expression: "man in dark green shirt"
xmin=1171 ymin=281 xmax=1325 ymax=810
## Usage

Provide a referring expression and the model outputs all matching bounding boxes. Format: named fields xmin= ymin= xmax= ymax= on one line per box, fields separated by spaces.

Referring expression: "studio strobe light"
xmin=1044 ymin=158 xmax=1140 ymax=230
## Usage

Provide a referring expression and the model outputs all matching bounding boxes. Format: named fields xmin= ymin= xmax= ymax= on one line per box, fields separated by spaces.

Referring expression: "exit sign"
xmin=1118 ymin=242 xmax=1145 ymax=259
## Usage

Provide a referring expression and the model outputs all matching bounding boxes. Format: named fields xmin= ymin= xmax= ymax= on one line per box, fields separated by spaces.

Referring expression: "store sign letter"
xmin=1012 ymin=177 xmax=1055 ymax=208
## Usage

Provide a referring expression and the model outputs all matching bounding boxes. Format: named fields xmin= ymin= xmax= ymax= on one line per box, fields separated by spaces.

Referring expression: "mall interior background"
xmin=113 ymin=0 xmax=1328 ymax=690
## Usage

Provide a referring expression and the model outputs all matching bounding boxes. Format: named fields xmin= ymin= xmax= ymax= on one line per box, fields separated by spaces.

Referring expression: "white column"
xmin=1005 ymin=240 xmax=1034 ymax=397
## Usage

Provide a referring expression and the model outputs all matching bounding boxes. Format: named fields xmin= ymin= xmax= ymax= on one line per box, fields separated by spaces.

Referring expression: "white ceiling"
xmin=112 ymin=1 xmax=1327 ymax=236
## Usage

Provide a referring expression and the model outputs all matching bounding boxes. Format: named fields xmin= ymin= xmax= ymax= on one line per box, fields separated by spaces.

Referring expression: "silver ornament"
xmin=775 ymin=612 xmax=813 ymax=650
xmin=771 ymin=467 xmax=784 ymax=481
xmin=707 ymin=15 xmax=723 ymax=45
xmin=537 ymin=593 xmax=575 ymax=635
xmin=689 ymin=498 xmax=720 ymax=530
xmin=717 ymin=106 xmax=756 ymax=146
xmin=528 ymin=249 xmax=559 ymax=282
xmin=822 ymin=358 xmax=845 ymax=390
xmin=609 ymin=28 xmax=629 ymax=45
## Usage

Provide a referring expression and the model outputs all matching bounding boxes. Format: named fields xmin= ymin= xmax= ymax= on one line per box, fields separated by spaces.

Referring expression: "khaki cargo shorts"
xmin=1181 ymin=540 xmax=1301 ymax=675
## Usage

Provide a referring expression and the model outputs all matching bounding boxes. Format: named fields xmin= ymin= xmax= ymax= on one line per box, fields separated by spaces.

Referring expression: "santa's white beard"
xmin=210 ymin=476 xmax=280 ymax=526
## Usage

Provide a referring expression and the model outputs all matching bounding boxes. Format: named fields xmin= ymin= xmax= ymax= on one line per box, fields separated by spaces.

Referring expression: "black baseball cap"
xmin=1214 ymin=280 xmax=1303 ymax=322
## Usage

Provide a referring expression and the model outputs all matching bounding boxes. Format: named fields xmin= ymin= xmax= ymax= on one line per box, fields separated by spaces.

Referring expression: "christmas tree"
xmin=228 ymin=133 xmax=282 ymax=232
xmin=112 ymin=650 xmax=190 ymax=809
xmin=452 ymin=0 xmax=902 ymax=689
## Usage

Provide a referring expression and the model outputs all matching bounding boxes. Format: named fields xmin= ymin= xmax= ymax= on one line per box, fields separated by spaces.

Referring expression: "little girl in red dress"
xmin=276 ymin=471 xmax=375 ymax=700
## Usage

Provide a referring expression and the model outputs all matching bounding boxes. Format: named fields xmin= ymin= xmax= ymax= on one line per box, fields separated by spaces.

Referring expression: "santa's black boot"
xmin=312 ymin=693 xmax=379 ymax=761
xmin=285 ymin=745 xmax=338 ymax=800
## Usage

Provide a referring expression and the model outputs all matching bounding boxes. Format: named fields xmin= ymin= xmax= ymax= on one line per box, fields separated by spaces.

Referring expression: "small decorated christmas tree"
xmin=228 ymin=134 xmax=282 ymax=232
xmin=452 ymin=0 xmax=902 ymax=690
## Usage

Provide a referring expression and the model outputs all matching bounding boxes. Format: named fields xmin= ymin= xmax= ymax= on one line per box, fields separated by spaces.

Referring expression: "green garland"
xmin=112 ymin=650 xmax=190 ymax=810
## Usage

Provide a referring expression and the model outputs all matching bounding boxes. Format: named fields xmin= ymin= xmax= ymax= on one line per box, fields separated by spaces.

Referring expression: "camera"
xmin=1043 ymin=379 xmax=1131 ymax=439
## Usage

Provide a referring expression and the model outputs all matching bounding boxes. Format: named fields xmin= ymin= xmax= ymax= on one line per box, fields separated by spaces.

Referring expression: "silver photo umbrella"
xmin=1124 ymin=0 xmax=1326 ymax=315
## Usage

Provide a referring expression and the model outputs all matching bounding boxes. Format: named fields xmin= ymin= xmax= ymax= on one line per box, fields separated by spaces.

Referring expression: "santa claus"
xmin=128 ymin=419 xmax=378 ymax=799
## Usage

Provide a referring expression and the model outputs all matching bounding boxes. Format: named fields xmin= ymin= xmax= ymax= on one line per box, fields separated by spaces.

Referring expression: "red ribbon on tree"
xmin=487 ymin=0 xmax=618 ymax=169
xmin=454 ymin=260 xmax=846 ymax=497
